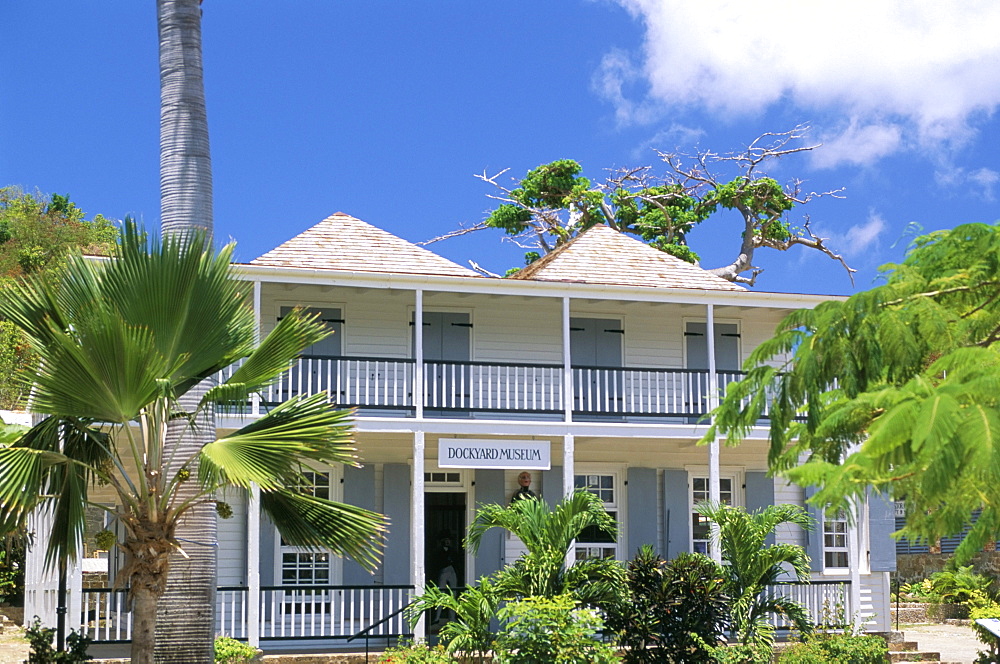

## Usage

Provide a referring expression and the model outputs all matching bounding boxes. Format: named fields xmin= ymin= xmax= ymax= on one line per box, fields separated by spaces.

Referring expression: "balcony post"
xmin=562 ymin=297 xmax=573 ymax=423
xmin=252 ymin=280 xmax=261 ymax=417
xmin=415 ymin=290 xmax=424 ymax=420
xmin=706 ymin=303 xmax=722 ymax=564
xmin=411 ymin=430 xmax=426 ymax=640
xmin=247 ymin=483 xmax=260 ymax=647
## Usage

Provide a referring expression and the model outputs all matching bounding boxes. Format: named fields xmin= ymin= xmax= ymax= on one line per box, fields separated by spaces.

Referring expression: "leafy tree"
xmin=0 ymin=188 xmax=118 ymax=410
xmin=707 ymin=222 xmax=1000 ymax=563
xmin=698 ymin=503 xmax=813 ymax=651
xmin=0 ymin=225 xmax=386 ymax=664
xmin=437 ymin=127 xmax=851 ymax=285
xmin=605 ymin=547 xmax=729 ymax=663
xmin=0 ymin=187 xmax=117 ymax=281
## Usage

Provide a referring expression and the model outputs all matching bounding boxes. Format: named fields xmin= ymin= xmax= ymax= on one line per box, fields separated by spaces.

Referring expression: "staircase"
xmin=885 ymin=636 xmax=960 ymax=663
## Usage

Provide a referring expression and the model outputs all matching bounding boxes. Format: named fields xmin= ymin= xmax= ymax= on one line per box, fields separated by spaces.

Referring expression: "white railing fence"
xmin=79 ymin=585 xmax=415 ymax=644
xmin=216 ymin=356 xmax=780 ymax=418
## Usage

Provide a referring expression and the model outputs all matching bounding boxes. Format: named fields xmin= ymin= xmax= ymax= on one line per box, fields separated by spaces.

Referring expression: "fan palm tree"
xmin=157 ymin=1 xmax=217 ymax=659
xmin=466 ymin=491 xmax=625 ymax=608
xmin=0 ymin=225 xmax=386 ymax=664
xmin=698 ymin=502 xmax=814 ymax=650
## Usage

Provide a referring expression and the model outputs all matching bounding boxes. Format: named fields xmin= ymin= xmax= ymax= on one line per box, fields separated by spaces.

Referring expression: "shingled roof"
xmin=251 ymin=213 xmax=478 ymax=278
xmin=511 ymin=224 xmax=744 ymax=291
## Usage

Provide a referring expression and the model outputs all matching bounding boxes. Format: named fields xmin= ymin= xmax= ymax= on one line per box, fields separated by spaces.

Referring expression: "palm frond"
xmin=209 ymin=308 xmax=331 ymax=405
xmin=260 ymin=489 xmax=386 ymax=572
xmin=198 ymin=394 xmax=357 ymax=489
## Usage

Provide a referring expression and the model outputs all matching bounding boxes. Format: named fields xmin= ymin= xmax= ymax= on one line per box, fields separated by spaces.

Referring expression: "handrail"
xmin=346 ymin=597 xmax=415 ymax=643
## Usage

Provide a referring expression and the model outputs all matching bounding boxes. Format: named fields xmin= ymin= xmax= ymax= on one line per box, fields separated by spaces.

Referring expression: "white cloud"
xmin=810 ymin=120 xmax=902 ymax=169
xmin=605 ymin=0 xmax=1000 ymax=156
xmin=935 ymin=165 xmax=1000 ymax=201
xmin=969 ymin=167 xmax=1000 ymax=201
xmin=841 ymin=212 xmax=888 ymax=256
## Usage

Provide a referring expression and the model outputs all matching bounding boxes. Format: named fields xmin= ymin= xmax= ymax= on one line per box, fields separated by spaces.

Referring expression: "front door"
xmin=416 ymin=312 xmax=471 ymax=411
xmin=425 ymin=491 xmax=466 ymax=629
xmin=570 ymin=317 xmax=623 ymax=414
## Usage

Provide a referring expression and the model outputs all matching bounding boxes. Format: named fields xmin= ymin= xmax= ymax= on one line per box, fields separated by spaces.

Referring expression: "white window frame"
xmin=275 ymin=466 xmax=343 ymax=587
xmin=821 ymin=508 xmax=850 ymax=571
xmin=572 ymin=467 xmax=623 ymax=561
xmin=686 ymin=467 xmax=744 ymax=559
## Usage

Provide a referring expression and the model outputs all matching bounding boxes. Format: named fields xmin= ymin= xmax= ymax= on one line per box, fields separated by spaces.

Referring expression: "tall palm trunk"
xmin=152 ymin=1 xmax=216 ymax=662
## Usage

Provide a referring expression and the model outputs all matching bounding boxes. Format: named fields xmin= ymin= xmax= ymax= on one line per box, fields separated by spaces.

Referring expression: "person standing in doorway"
xmin=431 ymin=530 xmax=458 ymax=623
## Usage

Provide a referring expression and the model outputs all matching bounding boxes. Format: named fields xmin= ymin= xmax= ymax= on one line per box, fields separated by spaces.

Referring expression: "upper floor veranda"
xmin=223 ymin=214 xmax=836 ymax=430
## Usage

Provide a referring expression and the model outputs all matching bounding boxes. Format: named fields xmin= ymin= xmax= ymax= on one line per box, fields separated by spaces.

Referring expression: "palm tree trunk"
xmin=132 ymin=584 xmax=160 ymax=664
xmin=154 ymin=1 xmax=217 ymax=662
xmin=158 ymin=0 xmax=213 ymax=236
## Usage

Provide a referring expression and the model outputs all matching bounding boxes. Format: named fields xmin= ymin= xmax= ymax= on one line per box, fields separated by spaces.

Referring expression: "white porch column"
xmin=706 ymin=303 xmax=722 ymax=564
xmin=562 ymin=297 xmax=573 ymax=424
xmin=247 ymin=484 xmax=261 ymax=647
xmin=251 ymin=280 xmax=261 ymax=417
xmin=414 ymin=290 xmax=424 ymax=420
xmin=411 ymin=430 xmax=426 ymax=640
xmin=849 ymin=498 xmax=863 ymax=631
xmin=24 ymin=507 xmax=58 ymax=628
xmin=562 ymin=434 xmax=575 ymax=500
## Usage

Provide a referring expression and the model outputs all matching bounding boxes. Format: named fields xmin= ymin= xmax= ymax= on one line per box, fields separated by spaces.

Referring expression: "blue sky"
xmin=2 ymin=1 xmax=998 ymax=296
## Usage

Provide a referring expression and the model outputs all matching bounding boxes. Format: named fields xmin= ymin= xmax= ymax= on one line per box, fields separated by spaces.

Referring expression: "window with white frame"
xmin=280 ymin=471 xmax=333 ymax=586
xmin=823 ymin=509 xmax=849 ymax=569
xmin=574 ymin=473 xmax=619 ymax=560
xmin=691 ymin=476 xmax=735 ymax=557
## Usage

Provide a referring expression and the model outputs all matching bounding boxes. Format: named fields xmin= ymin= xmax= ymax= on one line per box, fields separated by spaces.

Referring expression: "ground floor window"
xmin=574 ymin=472 xmax=619 ymax=560
xmin=691 ymin=475 xmax=735 ymax=557
xmin=823 ymin=509 xmax=850 ymax=569
xmin=279 ymin=471 xmax=335 ymax=586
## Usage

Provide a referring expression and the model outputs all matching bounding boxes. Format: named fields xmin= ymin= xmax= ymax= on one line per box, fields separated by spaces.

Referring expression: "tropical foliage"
xmin=777 ymin=633 xmax=888 ymax=664
xmin=707 ymin=222 xmax=1000 ymax=562
xmin=699 ymin=503 xmax=813 ymax=650
xmin=452 ymin=126 xmax=851 ymax=284
xmin=465 ymin=490 xmax=626 ymax=607
xmin=407 ymin=577 xmax=501 ymax=662
xmin=0 ymin=225 xmax=386 ymax=664
xmin=409 ymin=491 xmax=626 ymax=659
xmin=605 ymin=547 xmax=729 ymax=663
xmin=495 ymin=594 xmax=620 ymax=664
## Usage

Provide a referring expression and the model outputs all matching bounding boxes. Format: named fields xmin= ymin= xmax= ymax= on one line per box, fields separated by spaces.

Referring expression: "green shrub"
xmin=407 ymin=577 xmax=500 ymax=661
xmin=25 ymin=618 xmax=91 ymax=663
xmin=376 ymin=640 xmax=452 ymax=663
xmin=971 ymin=606 xmax=1000 ymax=664
xmin=213 ymin=636 xmax=258 ymax=664
xmin=709 ymin=642 xmax=772 ymax=663
xmin=904 ymin=565 xmax=995 ymax=607
xmin=606 ymin=546 xmax=728 ymax=663
xmin=777 ymin=633 xmax=888 ymax=664
xmin=496 ymin=595 xmax=620 ymax=663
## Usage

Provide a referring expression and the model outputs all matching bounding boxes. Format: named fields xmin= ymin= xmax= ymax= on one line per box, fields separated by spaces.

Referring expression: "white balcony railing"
xmin=218 ymin=356 xmax=765 ymax=419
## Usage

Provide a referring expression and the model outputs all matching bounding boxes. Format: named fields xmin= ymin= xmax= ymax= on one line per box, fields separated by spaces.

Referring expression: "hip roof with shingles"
xmin=510 ymin=224 xmax=744 ymax=291
xmin=250 ymin=213 xmax=479 ymax=278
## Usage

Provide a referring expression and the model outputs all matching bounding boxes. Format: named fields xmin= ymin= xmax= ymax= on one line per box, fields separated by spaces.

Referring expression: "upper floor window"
xmin=574 ymin=473 xmax=619 ymax=561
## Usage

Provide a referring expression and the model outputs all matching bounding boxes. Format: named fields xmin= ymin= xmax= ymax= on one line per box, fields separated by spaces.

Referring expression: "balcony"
xmin=219 ymin=356 xmax=761 ymax=420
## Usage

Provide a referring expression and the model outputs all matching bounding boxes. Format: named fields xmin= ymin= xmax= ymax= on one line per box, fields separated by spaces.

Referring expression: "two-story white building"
xmin=28 ymin=212 xmax=896 ymax=652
